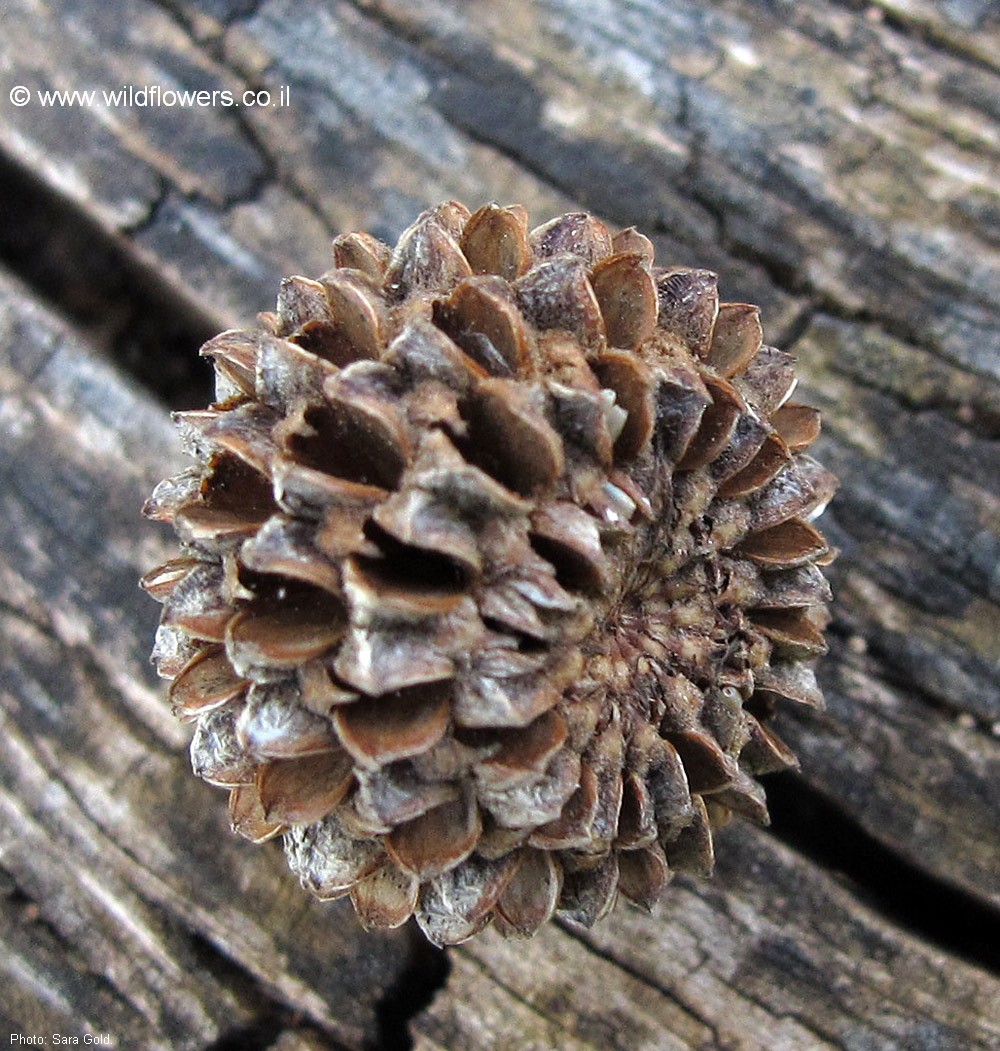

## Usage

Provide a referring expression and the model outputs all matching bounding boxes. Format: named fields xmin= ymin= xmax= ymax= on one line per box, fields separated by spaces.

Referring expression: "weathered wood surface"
xmin=0 ymin=272 xmax=417 ymax=1049
xmin=1 ymin=0 xmax=998 ymax=1047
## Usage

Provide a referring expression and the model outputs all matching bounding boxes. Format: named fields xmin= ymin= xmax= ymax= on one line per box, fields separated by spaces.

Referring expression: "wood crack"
xmin=861 ymin=0 xmax=1000 ymax=78
xmin=456 ymin=946 xmax=612 ymax=1049
xmin=371 ymin=923 xmax=450 ymax=1051
xmin=0 ymin=150 xmax=219 ymax=408
xmin=553 ymin=919 xmax=727 ymax=1050
xmin=765 ymin=770 xmax=1000 ymax=977
xmin=0 ymin=702 xmax=357 ymax=1048
xmin=0 ymin=863 xmax=226 ymax=1038
xmin=148 ymin=0 xmax=339 ymax=229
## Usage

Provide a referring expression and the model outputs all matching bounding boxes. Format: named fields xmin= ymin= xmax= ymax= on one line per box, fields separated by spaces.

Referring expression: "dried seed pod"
xmin=144 ymin=201 xmax=837 ymax=945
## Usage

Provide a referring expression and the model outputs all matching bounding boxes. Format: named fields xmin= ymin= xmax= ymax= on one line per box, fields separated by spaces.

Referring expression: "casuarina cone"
xmin=142 ymin=201 xmax=837 ymax=945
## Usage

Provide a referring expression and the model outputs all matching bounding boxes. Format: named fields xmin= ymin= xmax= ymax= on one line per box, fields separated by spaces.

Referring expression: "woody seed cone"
xmin=143 ymin=202 xmax=837 ymax=944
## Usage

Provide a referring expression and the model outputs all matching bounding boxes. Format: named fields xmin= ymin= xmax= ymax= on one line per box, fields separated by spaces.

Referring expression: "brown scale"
xmin=143 ymin=201 xmax=837 ymax=945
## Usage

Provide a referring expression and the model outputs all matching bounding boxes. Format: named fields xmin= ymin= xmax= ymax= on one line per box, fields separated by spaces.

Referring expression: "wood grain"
xmin=416 ymin=826 xmax=1000 ymax=1050
xmin=0 ymin=274 xmax=409 ymax=1049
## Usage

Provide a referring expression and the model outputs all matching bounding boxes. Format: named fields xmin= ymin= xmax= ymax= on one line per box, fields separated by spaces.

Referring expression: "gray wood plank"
xmin=0 ymin=271 xmax=408 ymax=1049
xmin=415 ymin=824 xmax=1000 ymax=1051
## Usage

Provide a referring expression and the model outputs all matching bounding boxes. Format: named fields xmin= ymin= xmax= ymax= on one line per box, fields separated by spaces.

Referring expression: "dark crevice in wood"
xmin=1 ymin=864 xmax=76 ymax=958
xmin=202 ymin=1019 xmax=345 ymax=1051
xmin=765 ymin=771 xmax=1000 ymax=976
xmin=347 ymin=0 xmax=1000 ymax=443
xmin=770 ymin=300 xmax=818 ymax=354
xmin=344 ymin=0 xmax=718 ymax=246
xmin=203 ymin=1020 xmax=345 ymax=1051
xmin=0 ymin=149 xmax=218 ymax=409
xmin=0 ymin=861 xmax=152 ymax=1024
xmin=151 ymin=0 xmax=267 ymax=34
xmin=147 ymin=0 xmax=337 ymax=230
xmin=829 ymin=0 xmax=1000 ymax=79
xmin=202 ymin=1022 xmax=286 ymax=1051
xmin=187 ymin=929 xmax=348 ymax=1051
xmin=370 ymin=922 xmax=451 ymax=1051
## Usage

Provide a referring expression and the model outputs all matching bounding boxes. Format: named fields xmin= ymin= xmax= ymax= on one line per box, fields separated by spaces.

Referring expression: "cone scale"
xmin=143 ymin=202 xmax=837 ymax=945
